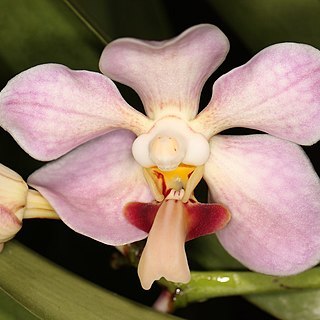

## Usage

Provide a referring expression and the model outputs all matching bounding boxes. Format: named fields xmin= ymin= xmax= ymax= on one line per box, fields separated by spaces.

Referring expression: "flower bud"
xmin=0 ymin=164 xmax=28 ymax=248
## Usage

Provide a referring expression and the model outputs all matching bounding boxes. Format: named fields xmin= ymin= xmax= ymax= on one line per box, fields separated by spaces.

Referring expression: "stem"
xmin=159 ymin=268 xmax=320 ymax=309
xmin=24 ymin=190 xmax=59 ymax=219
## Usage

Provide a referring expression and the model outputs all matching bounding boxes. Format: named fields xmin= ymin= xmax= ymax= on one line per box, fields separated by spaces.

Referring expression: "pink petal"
xmin=204 ymin=134 xmax=320 ymax=275
xmin=99 ymin=24 xmax=229 ymax=120
xmin=0 ymin=64 xmax=151 ymax=161
xmin=28 ymin=130 xmax=153 ymax=245
xmin=193 ymin=43 xmax=320 ymax=145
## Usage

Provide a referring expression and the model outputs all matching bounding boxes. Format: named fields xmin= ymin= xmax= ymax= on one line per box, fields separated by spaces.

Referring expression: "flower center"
xmin=132 ymin=116 xmax=210 ymax=170
xmin=149 ymin=135 xmax=185 ymax=171
xmin=143 ymin=164 xmax=203 ymax=202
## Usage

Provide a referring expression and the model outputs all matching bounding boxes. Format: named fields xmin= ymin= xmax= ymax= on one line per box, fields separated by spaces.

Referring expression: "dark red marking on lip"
xmin=152 ymin=170 xmax=171 ymax=198
xmin=184 ymin=202 xmax=230 ymax=241
xmin=124 ymin=202 xmax=160 ymax=234
xmin=124 ymin=200 xmax=231 ymax=242
xmin=187 ymin=170 xmax=195 ymax=179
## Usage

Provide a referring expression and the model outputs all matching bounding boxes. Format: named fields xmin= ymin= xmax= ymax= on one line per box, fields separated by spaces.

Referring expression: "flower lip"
xmin=132 ymin=116 xmax=210 ymax=170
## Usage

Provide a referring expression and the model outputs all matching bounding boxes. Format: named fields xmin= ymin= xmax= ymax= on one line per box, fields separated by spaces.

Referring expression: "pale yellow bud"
xmin=0 ymin=164 xmax=58 ymax=252
xmin=0 ymin=164 xmax=28 ymax=247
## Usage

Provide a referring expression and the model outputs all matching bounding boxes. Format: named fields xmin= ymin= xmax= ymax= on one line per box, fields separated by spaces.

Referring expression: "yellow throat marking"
xmin=143 ymin=164 xmax=204 ymax=203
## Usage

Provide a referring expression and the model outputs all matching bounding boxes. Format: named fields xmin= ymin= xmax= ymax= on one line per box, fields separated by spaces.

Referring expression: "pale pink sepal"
xmin=193 ymin=43 xmax=320 ymax=145
xmin=0 ymin=64 xmax=151 ymax=161
xmin=99 ymin=24 xmax=229 ymax=120
xmin=28 ymin=130 xmax=153 ymax=245
xmin=204 ymin=134 xmax=320 ymax=275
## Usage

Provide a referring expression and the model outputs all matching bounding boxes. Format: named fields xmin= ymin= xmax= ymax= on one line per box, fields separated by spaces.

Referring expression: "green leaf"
xmin=0 ymin=290 xmax=39 ymax=320
xmin=0 ymin=241 xmax=182 ymax=320
xmin=0 ymin=0 xmax=172 ymax=84
xmin=207 ymin=0 xmax=320 ymax=51
xmin=0 ymin=0 xmax=103 ymax=84
xmin=246 ymin=290 xmax=320 ymax=320
xmin=62 ymin=0 xmax=111 ymax=45
xmin=187 ymin=234 xmax=245 ymax=270
xmin=68 ymin=0 xmax=172 ymax=40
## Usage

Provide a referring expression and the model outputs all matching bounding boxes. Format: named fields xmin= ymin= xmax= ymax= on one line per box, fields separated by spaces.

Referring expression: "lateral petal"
xmin=28 ymin=130 xmax=153 ymax=245
xmin=192 ymin=43 xmax=320 ymax=145
xmin=99 ymin=24 xmax=229 ymax=120
xmin=0 ymin=64 xmax=151 ymax=161
xmin=204 ymin=134 xmax=320 ymax=275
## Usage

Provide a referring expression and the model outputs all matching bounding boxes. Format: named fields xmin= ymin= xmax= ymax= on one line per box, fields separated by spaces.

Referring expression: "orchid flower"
xmin=1 ymin=24 xmax=320 ymax=290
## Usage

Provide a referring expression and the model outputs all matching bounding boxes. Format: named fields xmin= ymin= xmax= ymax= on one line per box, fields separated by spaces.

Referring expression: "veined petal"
xmin=204 ymin=134 xmax=320 ymax=275
xmin=192 ymin=43 xmax=320 ymax=145
xmin=28 ymin=130 xmax=153 ymax=245
xmin=0 ymin=64 xmax=151 ymax=161
xmin=99 ymin=24 xmax=229 ymax=120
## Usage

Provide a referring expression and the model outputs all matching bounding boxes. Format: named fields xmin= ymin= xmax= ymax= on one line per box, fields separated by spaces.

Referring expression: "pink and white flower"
xmin=1 ymin=24 xmax=320 ymax=290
